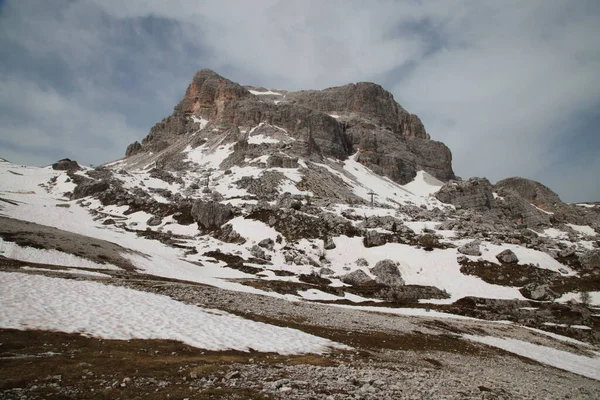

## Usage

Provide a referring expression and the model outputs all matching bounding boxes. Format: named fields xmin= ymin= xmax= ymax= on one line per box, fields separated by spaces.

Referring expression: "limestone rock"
xmin=324 ymin=236 xmax=336 ymax=250
xmin=258 ymin=238 xmax=275 ymax=250
xmin=580 ymin=249 xmax=600 ymax=269
xmin=52 ymin=158 xmax=81 ymax=171
xmin=125 ymin=141 xmax=143 ymax=157
xmin=340 ymin=269 xmax=375 ymax=286
xmin=458 ymin=240 xmax=482 ymax=257
xmin=370 ymin=260 xmax=405 ymax=286
xmin=364 ymin=230 xmax=385 ymax=248
xmin=496 ymin=249 xmax=519 ymax=264
xmin=435 ymin=178 xmax=494 ymax=211
xmin=146 ymin=216 xmax=162 ymax=226
xmin=191 ymin=200 xmax=234 ymax=230
xmin=494 ymin=177 xmax=563 ymax=213
xmin=520 ymin=283 xmax=559 ymax=301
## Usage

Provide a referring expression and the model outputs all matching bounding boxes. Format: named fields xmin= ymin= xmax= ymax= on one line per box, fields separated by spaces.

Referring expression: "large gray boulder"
xmin=364 ymin=230 xmax=386 ymax=248
xmin=52 ymin=158 xmax=81 ymax=171
xmin=458 ymin=240 xmax=482 ymax=257
xmin=191 ymin=200 xmax=234 ymax=230
xmin=370 ymin=260 xmax=405 ymax=286
xmin=435 ymin=178 xmax=495 ymax=211
xmin=340 ymin=269 xmax=376 ymax=286
xmin=520 ymin=283 xmax=559 ymax=301
xmin=496 ymin=249 xmax=519 ymax=264
xmin=494 ymin=177 xmax=563 ymax=213
xmin=580 ymin=249 xmax=600 ymax=269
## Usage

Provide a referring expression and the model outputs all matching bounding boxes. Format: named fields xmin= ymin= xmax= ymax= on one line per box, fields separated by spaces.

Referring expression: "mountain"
xmin=1 ymin=70 xmax=600 ymax=397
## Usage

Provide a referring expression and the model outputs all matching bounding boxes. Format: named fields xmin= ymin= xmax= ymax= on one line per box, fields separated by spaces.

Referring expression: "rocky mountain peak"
xmin=495 ymin=177 xmax=564 ymax=212
xmin=124 ymin=69 xmax=455 ymax=184
xmin=283 ymin=82 xmax=429 ymax=140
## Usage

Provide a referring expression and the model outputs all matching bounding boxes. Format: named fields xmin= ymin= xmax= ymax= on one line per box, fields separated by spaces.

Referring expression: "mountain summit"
xmin=125 ymin=69 xmax=455 ymax=184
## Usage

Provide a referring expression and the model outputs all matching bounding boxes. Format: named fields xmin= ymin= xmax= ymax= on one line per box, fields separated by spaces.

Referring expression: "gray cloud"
xmin=1 ymin=0 xmax=599 ymax=201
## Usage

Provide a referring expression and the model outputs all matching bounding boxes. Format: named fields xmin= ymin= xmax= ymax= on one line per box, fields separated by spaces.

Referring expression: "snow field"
xmin=464 ymin=334 xmax=600 ymax=381
xmin=1 ymin=241 xmax=120 ymax=270
xmin=0 ymin=272 xmax=347 ymax=354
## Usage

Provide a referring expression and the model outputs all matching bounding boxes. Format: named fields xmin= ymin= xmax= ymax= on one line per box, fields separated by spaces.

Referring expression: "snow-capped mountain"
xmin=1 ymin=70 xmax=600 ymax=397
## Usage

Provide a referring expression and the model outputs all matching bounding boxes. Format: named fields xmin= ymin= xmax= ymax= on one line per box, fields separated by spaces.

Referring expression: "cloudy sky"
xmin=1 ymin=0 xmax=599 ymax=202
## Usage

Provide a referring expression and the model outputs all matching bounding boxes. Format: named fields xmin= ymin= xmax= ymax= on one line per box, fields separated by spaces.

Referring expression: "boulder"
xmin=496 ymin=249 xmax=519 ymax=264
xmin=370 ymin=260 xmax=405 ymax=287
xmin=458 ymin=240 xmax=482 ymax=257
xmin=324 ymin=236 xmax=336 ymax=250
xmin=580 ymin=249 xmax=600 ymax=269
xmin=435 ymin=178 xmax=494 ymax=211
xmin=520 ymin=283 xmax=559 ymax=301
xmin=319 ymin=267 xmax=335 ymax=276
xmin=191 ymin=200 xmax=234 ymax=230
xmin=364 ymin=230 xmax=385 ymax=248
xmin=249 ymin=245 xmax=267 ymax=260
xmin=71 ymin=179 xmax=110 ymax=199
xmin=146 ymin=216 xmax=162 ymax=226
xmin=52 ymin=158 xmax=81 ymax=171
xmin=340 ymin=269 xmax=376 ymax=286
xmin=258 ymin=238 xmax=274 ymax=250
xmin=355 ymin=258 xmax=369 ymax=267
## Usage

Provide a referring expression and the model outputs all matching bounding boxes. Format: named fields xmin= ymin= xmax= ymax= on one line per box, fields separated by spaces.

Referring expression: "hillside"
xmin=1 ymin=69 xmax=600 ymax=398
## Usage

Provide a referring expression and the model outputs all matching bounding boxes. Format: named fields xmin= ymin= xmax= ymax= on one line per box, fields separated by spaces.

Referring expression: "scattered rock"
xmin=458 ymin=240 xmax=482 ymax=256
xmin=147 ymin=216 xmax=162 ymax=226
xmin=496 ymin=249 xmax=519 ymax=264
xmin=324 ymin=236 xmax=336 ymax=250
xmin=52 ymin=158 xmax=81 ymax=171
xmin=370 ymin=260 xmax=405 ymax=286
xmin=340 ymin=269 xmax=375 ymax=286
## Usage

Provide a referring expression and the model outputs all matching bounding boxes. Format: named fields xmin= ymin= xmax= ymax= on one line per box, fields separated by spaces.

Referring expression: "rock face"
xmin=52 ymin=158 xmax=81 ymax=171
xmin=370 ymin=260 xmax=405 ymax=286
xmin=125 ymin=69 xmax=455 ymax=185
xmin=191 ymin=200 xmax=234 ymax=231
xmin=495 ymin=177 xmax=563 ymax=212
xmin=435 ymin=178 xmax=494 ymax=211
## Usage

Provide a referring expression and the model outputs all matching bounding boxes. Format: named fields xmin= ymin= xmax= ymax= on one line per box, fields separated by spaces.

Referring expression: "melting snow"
xmin=249 ymin=89 xmax=282 ymax=96
xmin=464 ymin=334 xmax=600 ymax=381
xmin=0 ymin=272 xmax=347 ymax=354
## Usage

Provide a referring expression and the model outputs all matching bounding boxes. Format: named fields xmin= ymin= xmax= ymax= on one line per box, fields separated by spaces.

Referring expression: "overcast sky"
xmin=1 ymin=1 xmax=599 ymax=202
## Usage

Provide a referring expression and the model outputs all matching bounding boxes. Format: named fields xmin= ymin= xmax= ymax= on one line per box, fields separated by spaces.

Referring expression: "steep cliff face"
xmin=126 ymin=69 xmax=455 ymax=184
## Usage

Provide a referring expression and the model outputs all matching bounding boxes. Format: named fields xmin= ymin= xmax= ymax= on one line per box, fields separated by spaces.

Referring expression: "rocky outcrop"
xmin=191 ymin=200 xmax=235 ymax=231
xmin=283 ymin=82 xmax=429 ymax=139
xmin=52 ymin=158 xmax=81 ymax=171
xmin=520 ymin=283 xmax=559 ymax=301
xmin=125 ymin=141 xmax=143 ymax=157
xmin=435 ymin=178 xmax=494 ymax=211
xmin=580 ymin=249 xmax=600 ymax=269
xmin=340 ymin=269 xmax=375 ymax=286
xmin=126 ymin=69 xmax=455 ymax=185
xmin=495 ymin=177 xmax=563 ymax=212
xmin=370 ymin=260 xmax=405 ymax=286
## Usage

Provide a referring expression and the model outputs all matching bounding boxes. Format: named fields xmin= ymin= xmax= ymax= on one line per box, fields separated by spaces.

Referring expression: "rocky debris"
xmin=71 ymin=178 xmax=110 ymax=200
xmin=214 ymin=223 xmax=245 ymax=244
xmin=418 ymin=233 xmax=440 ymax=251
xmin=520 ymin=283 xmax=559 ymax=301
xmin=191 ymin=200 xmax=235 ymax=231
xmin=364 ymin=230 xmax=386 ymax=247
xmin=125 ymin=141 xmax=143 ymax=157
xmin=458 ymin=240 xmax=482 ymax=256
xmin=435 ymin=178 xmax=494 ymax=211
xmin=146 ymin=216 xmax=162 ymax=226
xmin=52 ymin=158 xmax=81 ymax=171
xmin=580 ymin=249 xmax=600 ymax=269
xmin=323 ymin=236 xmax=336 ymax=250
xmin=358 ymin=215 xmax=406 ymax=232
xmin=249 ymin=245 xmax=270 ymax=261
xmin=370 ymin=260 xmax=405 ymax=286
xmin=496 ymin=249 xmax=519 ymax=264
xmin=495 ymin=177 xmax=563 ymax=213
xmin=258 ymin=238 xmax=274 ymax=250
xmin=319 ymin=267 xmax=335 ymax=276
xmin=340 ymin=269 xmax=375 ymax=286
xmin=148 ymin=168 xmax=183 ymax=185
xmin=355 ymin=258 xmax=369 ymax=267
